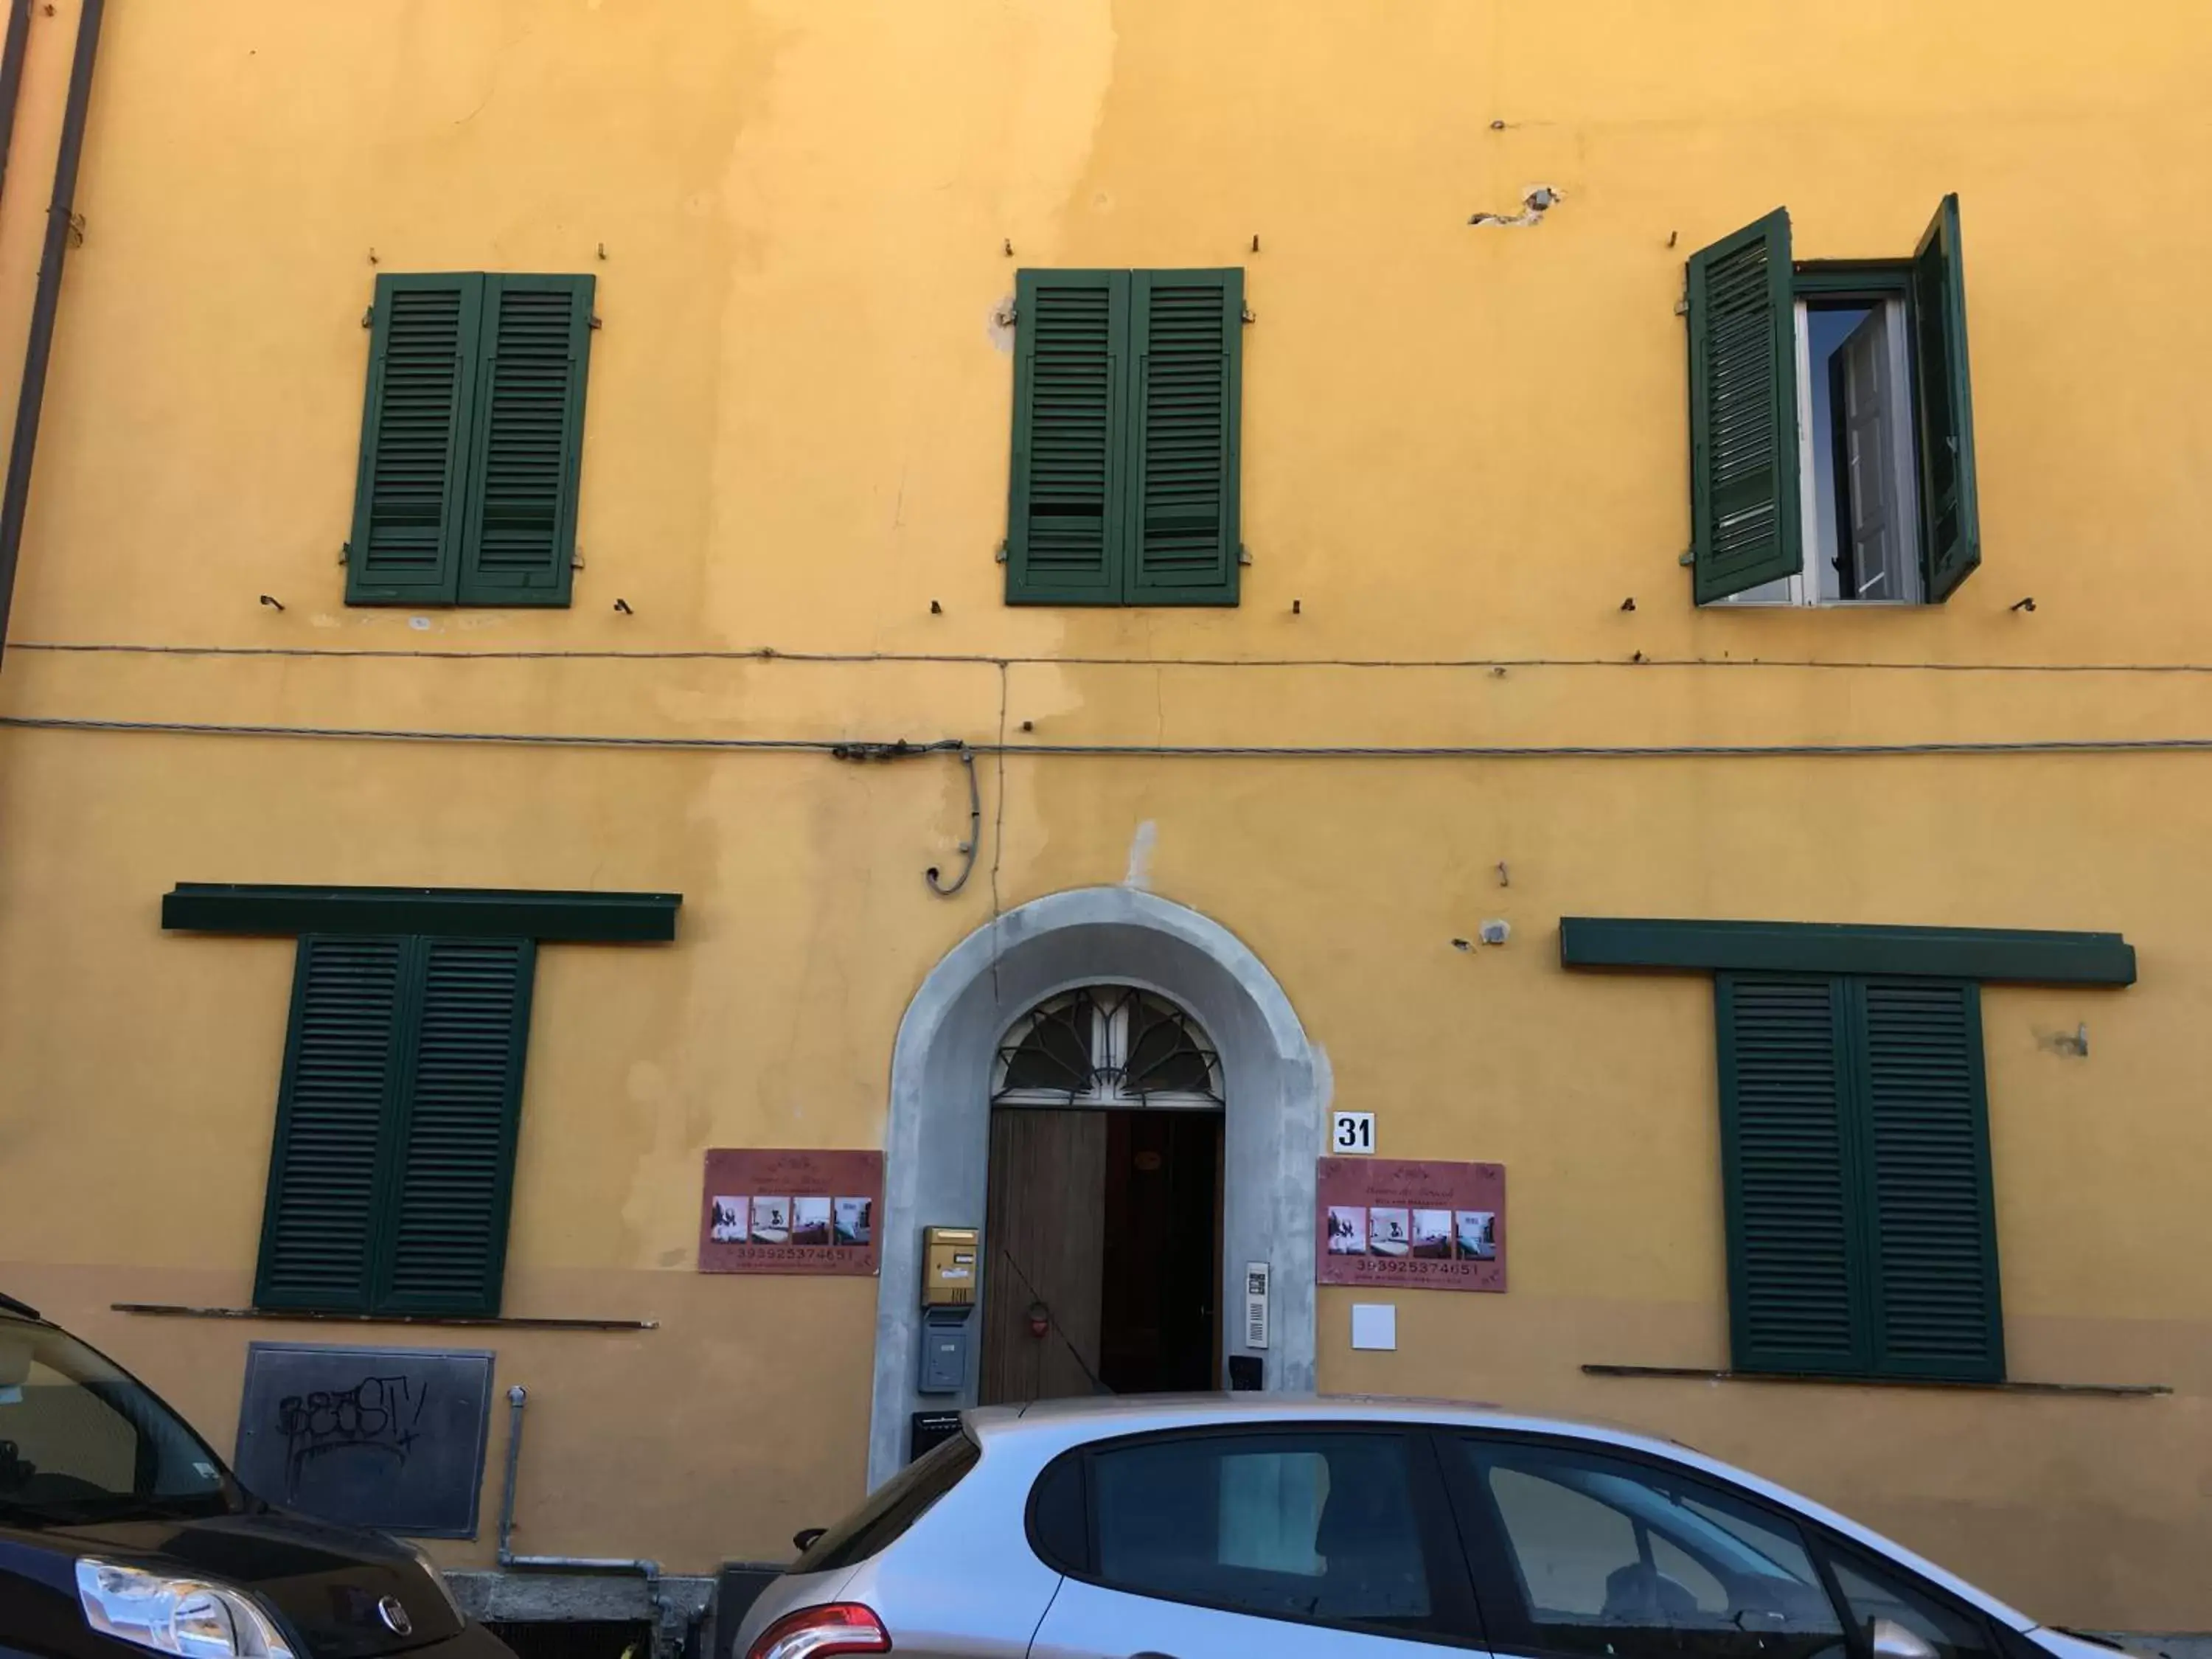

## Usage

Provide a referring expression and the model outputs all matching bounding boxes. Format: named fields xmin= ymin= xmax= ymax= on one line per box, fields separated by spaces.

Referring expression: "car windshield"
xmin=0 ymin=1320 xmax=239 ymax=1527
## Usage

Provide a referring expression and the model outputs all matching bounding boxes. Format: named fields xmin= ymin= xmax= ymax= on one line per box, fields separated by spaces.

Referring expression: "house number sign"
xmin=1331 ymin=1111 xmax=1377 ymax=1155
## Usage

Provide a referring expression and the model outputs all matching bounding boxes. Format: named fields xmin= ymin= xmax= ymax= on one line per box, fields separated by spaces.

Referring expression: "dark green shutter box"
xmin=1006 ymin=268 xmax=1241 ymax=607
xmin=348 ymin=272 xmax=592 ymax=608
xmin=1559 ymin=917 xmax=2135 ymax=987
xmin=163 ymin=884 xmax=678 ymax=943
xmin=1717 ymin=973 xmax=2003 ymax=1383
xmin=1686 ymin=209 xmax=1801 ymax=604
xmin=256 ymin=935 xmax=535 ymax=1318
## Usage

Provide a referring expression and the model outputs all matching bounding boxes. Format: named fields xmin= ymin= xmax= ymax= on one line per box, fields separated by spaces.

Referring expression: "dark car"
xmin=0 ymin=1294 xmax=511 ymax=1659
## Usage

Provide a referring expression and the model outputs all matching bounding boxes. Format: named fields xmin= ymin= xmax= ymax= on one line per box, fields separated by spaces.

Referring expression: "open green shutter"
xmin=458 ymin=276 xmax=593 ymax=606
xmin=1686 ymin=210 xmax=1801 ymax=603
xmin=1717 ymin=973 xmax=1871 ymax=1374
xmin=1911 ymin=195 xmax=1981 ymax=602
xmin=1006 ymin=270 xmax=1127 ymax=603
xmin=378 ymin=937 xmax=535 ymax=1316
xmin=1125 ymin=269 xmax=1242 ymax=605
xmin=347 ymin=274 xmax=484 ymax=605
xmin=254 ymin=935 xmax=408 ymax=1311
xmin=1857 ymin=979 xmax=2003 ymax=1380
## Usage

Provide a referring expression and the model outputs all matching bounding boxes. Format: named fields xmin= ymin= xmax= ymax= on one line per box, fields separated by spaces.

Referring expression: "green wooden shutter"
xmin=1124 ymin=269 xmax=1242 ymax=605
xmin=347 ymin=274 xmax=484 ymax=605
xmin=458 ymin=276 xmax=593 ymax=606
xmin=380 ymin=937 xmax=536 ymax=1315
xmin=1911 ymin=195 xmax=1981 ymax=602
xmin=254 ymin=935 xmax=407 ymax=1311
xmin=1857 ymin=979 xmax=2003 ymax=1380
xmin=1686 ymin=210 xmax=1801 ymax=603
xmin=1716 ymin=973 xmax=1870 ymax=1374
xmin=1006 ymin=269 xmax=1128 ymax=604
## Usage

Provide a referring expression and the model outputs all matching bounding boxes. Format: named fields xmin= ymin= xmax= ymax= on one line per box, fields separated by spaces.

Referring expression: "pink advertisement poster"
xmin=698 ymin=1149 xmax=883 ymax=1276
xmin=1316 ymin=1156 xmax=1506 ymax=1293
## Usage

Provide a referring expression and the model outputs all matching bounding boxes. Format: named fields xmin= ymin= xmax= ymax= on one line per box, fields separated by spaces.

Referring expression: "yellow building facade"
xmin=0 ymin=0 xmax=2208 ymax=1643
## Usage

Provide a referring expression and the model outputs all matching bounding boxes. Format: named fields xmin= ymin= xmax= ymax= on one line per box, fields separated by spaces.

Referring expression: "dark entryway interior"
xmin=980 ymin=1107 xmax=1222 ymax=1405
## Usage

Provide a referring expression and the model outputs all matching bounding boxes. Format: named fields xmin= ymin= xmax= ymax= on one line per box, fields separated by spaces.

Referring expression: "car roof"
xmin=961 ymin=1393 xmax=2038 ymax=1635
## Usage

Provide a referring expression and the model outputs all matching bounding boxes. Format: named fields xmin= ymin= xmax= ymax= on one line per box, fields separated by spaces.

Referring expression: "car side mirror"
xmin=1872 ymin=1618 xmax=1941 ymax=1659
xmin=791 ymin=1526 xmax=826 ymax=1554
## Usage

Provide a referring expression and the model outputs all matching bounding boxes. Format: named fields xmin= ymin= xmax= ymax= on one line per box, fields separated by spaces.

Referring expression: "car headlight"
xmin=396 ymin=1535 xmax=467 ymax=1622
xmin=74 ymin=1559 xmax=296 ymax=1659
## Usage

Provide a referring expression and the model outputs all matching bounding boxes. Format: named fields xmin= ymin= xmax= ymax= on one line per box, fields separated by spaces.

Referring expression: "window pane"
xmin=1455 ymin=1440 xmax=1846 ymax=1659
xmin=0 ymin=1326 xmax=230 ymax=1526
xmin=1091 ymin=1432 xmax=1432 ymax=1628
xmin=1829 ymin=1551 xmax=1997 ymax=1659
xmin=796 ymin=1430 xmax=978 ymax=1573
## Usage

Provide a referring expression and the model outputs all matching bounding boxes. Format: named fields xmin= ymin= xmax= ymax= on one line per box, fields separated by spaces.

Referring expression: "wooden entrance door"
xmin=979 ymin=1108 xmax=1109 ymax=1405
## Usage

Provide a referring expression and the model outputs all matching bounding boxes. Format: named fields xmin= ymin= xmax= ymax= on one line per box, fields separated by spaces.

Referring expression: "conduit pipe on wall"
xmin=495 ymin=1385 xmax=665 ymax=1620
xmin=0 ymin=0 xmax=102 ymax=667
xmin=0 ymin=0 xmax=34 ymax=202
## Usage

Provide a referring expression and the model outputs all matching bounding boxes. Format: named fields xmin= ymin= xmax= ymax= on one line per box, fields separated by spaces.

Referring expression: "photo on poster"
xmin=1326 ymin=1206 xmax=1367 ymax=1255
xmin=1456 ymin=1209 xmax=1497 ymax=1260
xmin=834 ymin=1197 xmax=872 ymax=1246
xmin=709 ymin=1195 xmax=750 ymax=1244
xmin=1368 ymin=1207 xmax=1411 ymax=1257
xmin=791 ymin=1197 xmax=832 ymax=1245
xmin=749 ymin=1196 xmax=792 ymax=1245
xmin=1412 ymin=1208 xmax=1453 ymax=1259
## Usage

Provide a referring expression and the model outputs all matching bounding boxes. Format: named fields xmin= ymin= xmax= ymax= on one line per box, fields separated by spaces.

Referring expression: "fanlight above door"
xmin=992 ymin=986 xmax=1222 ymax=1109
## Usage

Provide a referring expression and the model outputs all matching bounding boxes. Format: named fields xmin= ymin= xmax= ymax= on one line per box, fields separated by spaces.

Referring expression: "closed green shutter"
xmin=1686 ymin=210 xmax=1801 ymax=603
xmin=1911 ymin=195 xmax=1981 ymax=602
xmin=1717 ymin=973 xmax=2004 ymax=1382
xmin=1006 ymin=269 xmax=1127 ymax=604
xmin=255 ymin=933 xmax=535 ymax=1317
xmin=254 ymin=936 xmax=408 ymax=1312
xmin=381 ymin=938 xmax=536 ymax=1314
xmin=1125 ymin=269 xmax=1242 ymax=605
xmin=1860 ymin=979 xmax=2003 ymax=1380
xmin=1716 ymin=974 xmax=1868 ymax=1374
xmin=347 ymin=275 xmax=484 ymax=605
xmin=458 ymin=276 xmax=593 ymax=606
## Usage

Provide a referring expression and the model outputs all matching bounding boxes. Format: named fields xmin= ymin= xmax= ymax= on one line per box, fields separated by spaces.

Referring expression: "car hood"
xmin=0 ymin=1507 xmax=465 ymax=1658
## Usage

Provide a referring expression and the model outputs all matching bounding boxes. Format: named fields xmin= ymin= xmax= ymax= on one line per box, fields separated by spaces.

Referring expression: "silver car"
xmin=733 ymin=1394 xmax=2122 ymax=1659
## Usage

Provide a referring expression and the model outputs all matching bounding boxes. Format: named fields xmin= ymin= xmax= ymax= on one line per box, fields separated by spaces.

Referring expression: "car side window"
xmin=1084 ymin=1430 xmax=1438 ymax=1633
xmin=1445 ymin=1437 xmax=1848 ymax=1659
xmin=1826 ymin=1547 xmax=2000 ymax=1659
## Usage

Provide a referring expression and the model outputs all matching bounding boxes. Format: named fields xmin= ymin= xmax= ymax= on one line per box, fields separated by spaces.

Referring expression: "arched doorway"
xmin=980 ymin=987 xmax=1225 ymax=1405
xmin=870 ymin=887 xmax=1321 ymax=1488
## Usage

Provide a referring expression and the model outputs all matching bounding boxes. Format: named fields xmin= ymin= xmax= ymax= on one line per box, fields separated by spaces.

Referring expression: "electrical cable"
xmin=19 ymin=639 xmax=2212 ymax=676
xmin=10 ymin=712 xmax=2212 ymax=761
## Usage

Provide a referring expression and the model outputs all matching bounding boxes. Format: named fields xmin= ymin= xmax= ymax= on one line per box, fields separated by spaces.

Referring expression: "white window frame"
xmin=1719 ymin=295 xmax=1923 ymax=608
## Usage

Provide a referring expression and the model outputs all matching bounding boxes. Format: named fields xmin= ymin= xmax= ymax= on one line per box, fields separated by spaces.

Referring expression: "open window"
xmin=1686 ymin=198 xmax=1979 ymax=607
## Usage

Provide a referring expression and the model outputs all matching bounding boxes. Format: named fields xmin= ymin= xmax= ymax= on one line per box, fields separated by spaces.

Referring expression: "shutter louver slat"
xmin=1687 ymin=211 xmax=1801 ymax=602
xmin=1862 ymin=980 xmax=2003 ymax=1380
xmin=1127 ymin=271 xmax=1240 ymax=603
xmin=254 ymin=937 xmax=405 ymax=1311
xmin=1719 ymin=975 xmax=1867 ymax=1374
xmin=383 ymin=937 xmax=535 ymax=1315
xmin=1008 ymin=273 xmax=1123 ymax=599
xmin=459 ymin=277 xmax=591 ymax=605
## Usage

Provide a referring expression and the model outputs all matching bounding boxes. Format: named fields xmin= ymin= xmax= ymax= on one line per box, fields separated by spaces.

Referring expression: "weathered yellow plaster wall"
xmin=0 ymin=0 xmax=2208 ymax=1629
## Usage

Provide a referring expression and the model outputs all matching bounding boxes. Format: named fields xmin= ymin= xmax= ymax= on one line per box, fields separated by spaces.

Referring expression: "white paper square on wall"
xmin=1350 ymin=1302 xmax=1397 ymax=1351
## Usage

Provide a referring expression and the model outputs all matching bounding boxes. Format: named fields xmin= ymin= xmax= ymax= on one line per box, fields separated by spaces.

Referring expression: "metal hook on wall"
xmin=926 ymin=746 xmax=981 ymax=896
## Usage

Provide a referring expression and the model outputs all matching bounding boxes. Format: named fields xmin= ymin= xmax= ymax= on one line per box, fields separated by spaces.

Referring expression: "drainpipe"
xmin=0 ymin=0 xmax=102 ymax=667
xmin=496 ymin=1386 xmax=665 ymax=1622
xmin=0 ymin=0 xmax=34 ymax=202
